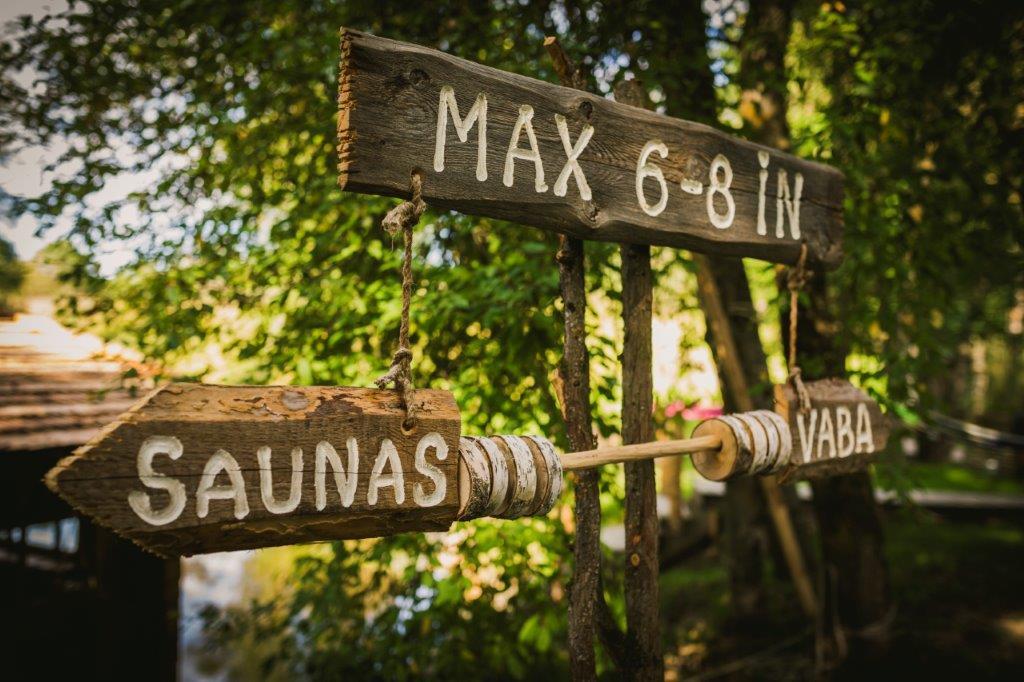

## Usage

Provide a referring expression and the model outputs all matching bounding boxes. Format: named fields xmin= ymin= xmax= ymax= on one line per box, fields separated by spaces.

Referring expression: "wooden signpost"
xmin=338 ymin=28 xmax=844 ymax=267
xmin=46 ymin=384 xmax=463 ymax=556
xmin=773 ymin=378 xmax=889 ymax=479
xmin=45 ymin=31 xmax=881 ymax=583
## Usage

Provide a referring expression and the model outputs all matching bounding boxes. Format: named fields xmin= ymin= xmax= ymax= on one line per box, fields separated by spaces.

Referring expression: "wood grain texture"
xmin=774 ymin=379 xmax=889 ymax=480
xmin=46 ymin=384 xmax=462 ymax=556
xmin=542 ymin=36 xmax=604 ymax=678
xmin=336 ymin=28 xmax=844 ymax=267
xmin=617 ymin=78 xmax=662 ymax=681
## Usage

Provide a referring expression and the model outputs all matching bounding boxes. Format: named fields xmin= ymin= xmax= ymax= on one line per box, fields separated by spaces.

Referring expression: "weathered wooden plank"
xmin=45 ymin=384 xmax=462 ymax=556
xmin=337 ymin=28 xmax=844 ymax=266
xmin=774 ymin=378 xmax=889 ymax=479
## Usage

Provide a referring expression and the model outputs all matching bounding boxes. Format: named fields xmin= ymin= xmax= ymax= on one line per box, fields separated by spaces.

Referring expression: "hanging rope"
xmin=375 ymin=172 xmax=426 ymax=427
xmin=787 ymin=242 xmax=812 ymax=413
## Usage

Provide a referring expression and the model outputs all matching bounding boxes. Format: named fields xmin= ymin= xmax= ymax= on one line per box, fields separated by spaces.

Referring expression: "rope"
xmin=375 ymin=172 xmax=426 ymax=427
xmin=787 ymin=243 xmax=812 ymax=414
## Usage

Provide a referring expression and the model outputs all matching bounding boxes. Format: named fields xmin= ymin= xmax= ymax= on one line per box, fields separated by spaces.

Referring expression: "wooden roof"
xmin=0 ymin=312 xmax=148 ymax=453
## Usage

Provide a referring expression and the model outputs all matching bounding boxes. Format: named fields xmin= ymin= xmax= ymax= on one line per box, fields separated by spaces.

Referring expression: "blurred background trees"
xmin=2 ymin=0 xmax=1022 ymax=678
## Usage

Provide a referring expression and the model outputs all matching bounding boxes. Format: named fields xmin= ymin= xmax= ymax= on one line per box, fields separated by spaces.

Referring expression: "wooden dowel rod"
xmin=562 ymin=435 xmax=722 ymax=471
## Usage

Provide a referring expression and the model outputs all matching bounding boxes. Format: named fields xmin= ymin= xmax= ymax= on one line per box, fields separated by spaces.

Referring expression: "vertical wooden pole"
xmin=615 ymin=80 xmax=662 ymax=681
xmin=695 ymin=255 xmax=818 ymax=618
xmin=558 ymin=234 xmax=602 ymax=678
xmin=544 ymin=37 xmax=600 ymax=679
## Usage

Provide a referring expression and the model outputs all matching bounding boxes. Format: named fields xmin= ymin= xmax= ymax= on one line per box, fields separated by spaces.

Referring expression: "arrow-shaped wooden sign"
xmin=46 ymin=384 xmax=463 ymax=556
xmin=337 ymin=28 xmax=844 ymax=266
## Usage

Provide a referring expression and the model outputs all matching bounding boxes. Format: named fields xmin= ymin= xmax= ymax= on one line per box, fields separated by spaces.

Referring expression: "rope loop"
xmin=374 ymin=172 xmax=424 ymax=427
xmin=787 ymin=243 xmax=812 ymax=414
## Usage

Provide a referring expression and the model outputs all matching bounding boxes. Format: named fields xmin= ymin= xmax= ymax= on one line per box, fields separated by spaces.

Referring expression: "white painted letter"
xmin=368 ymin=438 xmax=405 ymax=506
xmin=817 ymin=409 xmax=836 ymax=460
xmin=503 ymin=105 xmax=547 ymax=192
xmin=553 ymin=114 xmax=593 ymax=201
xmin=707 ymin=154 xmax=735 ymax=229
xmin=196 ymin=449 xmax=249 ymax=520
xmin=757 ymin=151 xmax=770 ymax=235
xmin=776 ymin=169 xmax=804 ymax=239
xmin=315 ymin=439 xmax=358 ymax=510
xmin=128 ymin=436 xmax=187 ymax=526
xmin=796 ymin=410 xmax=818 ymax=464
xmin=434 ymin=86 xmax=487 ymax=181
xmin=413 ymin=432 xmax=449 ymax=507
xmin=257 ymin=446 xmax=303 ymax=515
xmin=855 ymin=403 xmax=875 ymax=453
xmin=636 ymin=140 xmax=668 ymax=217
xmin=836 ymin=407 xmax=855 ymax=457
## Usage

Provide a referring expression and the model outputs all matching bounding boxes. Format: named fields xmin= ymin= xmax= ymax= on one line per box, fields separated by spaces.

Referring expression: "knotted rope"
xmin=375 ymin=173 xmax=426 ymax=426
xmin=787 ymin=243 xmax=812 ymax=413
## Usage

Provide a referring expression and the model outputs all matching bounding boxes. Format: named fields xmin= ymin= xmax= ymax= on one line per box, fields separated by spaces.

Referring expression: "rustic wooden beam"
xmin=615 ymin=78 xmax=662 ymax=681
xmin=338 ymin=28 xmax=844 ymax=267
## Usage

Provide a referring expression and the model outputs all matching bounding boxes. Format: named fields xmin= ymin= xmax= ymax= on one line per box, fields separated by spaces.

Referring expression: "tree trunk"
xmin=791 ymin=272 xmax=894 ymax=664
xmin=664 ymin=0 xmax=818 ymax=623
xmin=615 ymin=79 xmax=663 ymax=681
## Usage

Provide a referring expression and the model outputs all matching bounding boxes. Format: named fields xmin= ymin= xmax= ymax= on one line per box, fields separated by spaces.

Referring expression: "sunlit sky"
xmin=1 ymin=0 xmax=148 ymax=274
xmin=0 ymin=0 xmax=65 ymax=260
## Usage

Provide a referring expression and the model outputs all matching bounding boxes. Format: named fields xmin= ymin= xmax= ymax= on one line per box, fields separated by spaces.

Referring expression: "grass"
xmin=657 ymin=510 xmax=1024 ymax=679
xmin=875 ymin=458 xmax=1024 ymax=495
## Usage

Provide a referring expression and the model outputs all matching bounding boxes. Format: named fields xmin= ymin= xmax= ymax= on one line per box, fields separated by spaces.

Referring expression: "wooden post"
xmin=616 ymin=79 xmax=662 ymax=681
xmin=695 ymin=256 xmax=818 ymax=618
xmin=542 ymin=37 xmax=601 ymax=679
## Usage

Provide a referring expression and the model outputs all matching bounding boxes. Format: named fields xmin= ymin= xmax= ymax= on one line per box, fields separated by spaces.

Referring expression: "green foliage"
xmin=203 ymin=520 xmax=573 ymax=679
xmin=3 ymin=0 xmax=1023 ymax=676
xmin=787 ymin=1 xmax=1024 ymax=414
xmin=0 ymin=2 xmax=723 ymax=675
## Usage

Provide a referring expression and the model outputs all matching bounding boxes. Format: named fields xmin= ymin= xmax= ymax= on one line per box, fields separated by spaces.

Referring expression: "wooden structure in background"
xmin=0 ymin=313 xmax=178 ymax=680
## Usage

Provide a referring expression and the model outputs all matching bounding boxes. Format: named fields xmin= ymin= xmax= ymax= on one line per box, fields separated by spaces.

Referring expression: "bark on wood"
xmin=559 ymin=234 xmax=603 ymax=679
xmin=695 ymin=255 xmax=817 ymax=618
xmin=543 ymin=36 xmax=611 ymax=680
xmin=785 ymin=271 xmax=894 ymax=663
xmin=704 ymin=0 xmax=821 ymax=626
xmin=46 ymin=384 xmax=462 ymax=556
xmin=616 ymin=78 xmax=662 ymax=681
xmin=337 ymin=28 xmax=844 ymax=267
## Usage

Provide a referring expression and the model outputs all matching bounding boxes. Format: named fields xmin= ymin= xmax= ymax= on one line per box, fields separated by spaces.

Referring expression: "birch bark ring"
xmin=498 ymin=435 xmax=537 ymax=519
xmin=476 ymin=436 xmax=510 ymax=516
xmin=526 ymin=435 xmax=563 ymax=515
xmin=735 ymin=413 xmax=769 ymax=474
xmin=520 ymin=436 xmax=551 ymax=517
xmin=750 ymin=411 xmax=781 ymax=473
xmin=457 ymin=437 xmax=492 ymax=520
xmin=692 ymin=416 xmax=743 ymax=481
xmin=762 ymin=411 xmax=793 ymax=470
xmin=719 ymin=414 xmax=752 ymax=455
